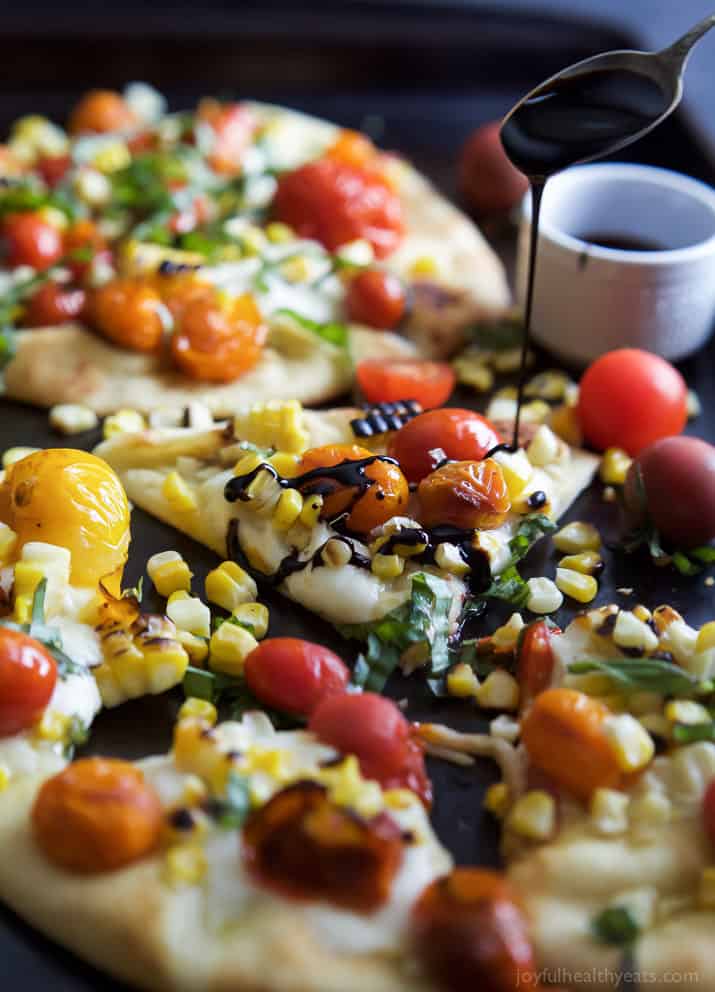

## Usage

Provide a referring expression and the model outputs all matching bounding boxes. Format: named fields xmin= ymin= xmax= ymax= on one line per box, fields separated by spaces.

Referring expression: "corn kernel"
xmin=409 ymin=255 xmax=439 ymax=278
xmin=491 ymin=613 xmax=525 ymax=650
xmin=491 ymin=449 xmax=533 ymax=500
xmin=233 ymin=400 xmax=310 ymax=455
xmin=506 ymin=790 xmax=555 ymax=841
xmin=558 ymin=551 xmax=603 ymax=576
xmin=33 ymin=710 xmax=70 ymax=743
xmin=453 ymin=354 xmax=495 ymax=393
xmin=371 ymin=554 xmax=405 ymax=579
xmin=147 ymin=551 xmax=193 ymax=597
xmin=165 ymin=843 xmax=207 ymax=886
xmin=526 ymin=425 xmax=562 ymax=467
xmin=268 ymin=451 xmax=301 ymax=477
xmin=37 ymin=206 xmax=69 ymax=231
xmin=0 ymin=523 xmax=18 ymax=564
xmin=182 ymin=775 xmax=208 ymax=806
xmin=434 ymin=542 xmax=471 ymax=577
xmin=526 ymin=576 xmax=563 ymax=615
xmin=232 ymin=602 xmax=269 ymax=639
xmin=176 ymin=630 xmax=209 ymax=665
xmin=233 ymin=451 xmax=264 ymax=477
xmin=603 ymin=714 xmax=655 ymax=773
xmin=13 ymin=596 xmax=32 ymax=624
xmin=2 ymin=446 xmax=40 ymax=468
xmin=600 ymin=447 xmax=632 ymax=486
xmin=494 ymin=348 xmax=529 ymax=374
xmin=173 ymin=717 xmax=228 ymax=791
xmin=209 ymin=622 xmax=259 ymax=676
xmin=280 ymin=255 xmax=313 ymax=283
xmin=0 ymin=764 xmax=10 ymax=792
xmin=696 ymin=622 xmax=715 ymax=653
xmin=664 ymin=699 xmax=711 ymax=725
xmin=699 ymin=867 xmax=715 ymax=909
xmin=525 ymin=370 xmax=573 ymax=401
xmin=239 ymin=225 xmax=267 ymax=256
xmin=553 ymin=521 xmax=601 ymax=554
xmin=484 ymin=782 xmax=510 ymax=818
xmin=475 ymin=669 xmax=520 ymax=710
xmin=548 ymin=403 xmax=583 ymax=446
xmin=659 ymin=619 xmax=698 ymax=667
xmin=272 ymin=488 xmax=303 ymax=531
xmin=265 ymin=221 xmax=295 ymax=243
xmin=446 ymin=663 xmax=480 ymax=699
xmin=92 ymin=140 xmax=131 ymax=174
xmin=205 ymin=561 xmax=257 ymax=612
xmin=299 ymin=494 xmax=324 ymax=528
xmin=166 ymin=596 xmax=211 ymax=638
xmin=103 ymin=409 xmax=145 ymax=438
xmin=490 ymin=715 xmax=520 ymax=742
xmin=49 ymin=403 xmax=99 ymax=435
xmin=245 ymin=468 xmax=282 ymax=517
xmin=13 ymin=561 xmax=45 ymax=601
xmin=613 ymin=611 xmax=659 ymax=653
xmin=590 ymin=788 xmax=630 ymax=836
xmin=178 ymin=698 xmax=217 ymax=725
xmin=556 ymin=567 xmax=598 ymax=604
xmin=162 ymin=470 xmax=197 ymax=513
xmin=628 ymin=792 xmax=671 ymax=843
xmin=335 ymin=238 xmax=374 ymax=267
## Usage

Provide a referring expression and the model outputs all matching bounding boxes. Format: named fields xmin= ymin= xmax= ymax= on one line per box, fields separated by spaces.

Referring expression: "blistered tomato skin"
xmin=68 ymin=90 xmax=137 ymax=134
xmin=418 ymin=459 xmax=510 ymax=530
xmin=459 ymin=122 xmax=529 ymax=215
xmin=356 ymin=359 xmax=455 ymax=410
xmin=244 ymin=638 xmax=349 ymax=716
xmin=171 ymin=293 xmax=266 ymax=383
xmin=3 ymin=213 xmax=64 ymax=270
xmin=24 ymin=282 xmax=86 ymax=327
xmin=91 ymin=279 xmax=165 ymax=353
xmin=0 ymin=629 xmax=57 ymax=737
xmin=624 ymin=436 xmax=715 ymax=548
xmin=389 ymin=408 xmax=502 ymax=483
xmin=345 ymin=269 xmax=406 ymax=330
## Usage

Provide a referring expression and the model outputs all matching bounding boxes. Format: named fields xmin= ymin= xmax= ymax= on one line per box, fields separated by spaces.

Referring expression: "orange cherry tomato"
xmin=68 ymin=89 xmax=137 ymax=135
xmin=0 ymin=629 xmax=57 ymax=737
xmin=64 ymin=219 xmax=107 ymax=281
xmin=36 ymin=153 xmax=72 ymax=188
xmin=3 ymin=212 xmax=64 ymax=270
xmin=170 ymin=292 xmax=266 ymax=382
xmin=244 ymin=638 xmax=349 ymax=716
xmin=578 ymin=348 xmax=687 ymax=455
xmin=32 ymin=757 xmax=163 ymax=873
xmin=91 ymin=278 xmax=165 ymax=353
xmin=273 ymin=159 xmax=404 ymax=258
xmin=521 ymin=688 xmax=623 ymax=801
xmin=296 ymin=443 xmax=409 ymax=533
xmin=23 ymin=281 xmax=86 ymax=327
xmin=356 ymin=358 xmax=455 ymax=409
xmin=516 ymin=620 xmax=559 ymax=704
xmin=459 ymin=121 xmax=529 ymax=215
xmin=197 ymin=100 xmax=256 ymax=175
xmin=389 ymin=408 xmax=502 ymax=483
xmin=345 ymin=269 xmax=406 ymax=329
xmin=418 ymin=459 xmax=510 ymax=530
xmin=326 ymin=129 xmax=378 ymax=169
xmin=411 ymin=868 xmax=537 ymax=992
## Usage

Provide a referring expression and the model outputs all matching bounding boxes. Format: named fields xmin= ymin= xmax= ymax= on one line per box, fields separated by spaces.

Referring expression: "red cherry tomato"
xmin=624 ymin=436 xmax=715 ymax=548
xmin=36 ymin=154 xmax=71 ymax=188
xmin=703 ymin=780 xmax=715 ymax=847
xmin=273 ymin=159 xmax=404 ymax=258
xmin=24 ymin=281 xmax=86 ymax=327
xmin=516 ymin=620 xmax=559 ymax=703
xmin=244 ymin=638 xmax=349 ymax=716
xmin=459 ymin=121 xmax=529 ymax=215
xmin=3 ymin=212 xmax=64 ymax=270
xmin=345 ymin=269 xmax=406 ymax=329
xmin=389 ymin=408 xmax=502 ymax=483
xmin=578 ymin=349 xmax=687 ymax=455
xmin=0 ymin=629 xmax=57 ymax=737
xmin=309 ymin=692 xmax=410 ymax=781
xmin=356 ymin=359 xmax=455 ymax=410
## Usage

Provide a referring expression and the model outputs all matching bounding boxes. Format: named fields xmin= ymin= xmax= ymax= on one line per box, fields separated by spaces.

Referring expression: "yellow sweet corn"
xmin=147 ymin=550 xmax=193 ymax=597
xmin=603 ymin=714 xmax=655 ymax=773
xmin=178 ymin=698 xmax=217 ymax=725
xmin=446 ymin=663 xmax=480 ymax=699
xmin=103 ymin=409 xmax=145 ymax=438
xmin=589 ymin=788 xmax=630 ymax=836
xmin=280 ymin=255 xmax=313 ymax=283
xmin=12 ymin=561 xmax=45 ymax=603
xmin=49 ymin=403 xmax=99 ymax=435
xmin=553 ymin=521 xmax=601 ymax=553
xmin=265 ymin=221 xmax=295 ymax=243
xmin=13 ymin=596 xmax=32 ymax=624
xmin=176 ymin=630 xmax=209 ymax=666
xmin=409 ymin=255 xmax=439 ymax=278
xmin=33 ymin=710 xmax=70 ymax=743
xmin=268 ymin=451 xmax=301 ymax=477
xmin=556 ymin=567 xmax=598 ymax=603
xmin=209 ymin=622 xmax=259 ymax=676
xmin=475 ymin=670 xmax=520 ymax=710
xmin=321 ymin=756 xmax=384 ymax=820
xmin=164 ymin=843 xmax=207 ymax=886
xmin=371 ymin=554 xmax=405 ymax=579
xmin=484 ymin=782 xmax=510 ymax=818
xmin=696 ymin=622 xmax=715 ymax=653
xmin=548 ymin=403 xmax=583 ymax=446
xmin=558 ymin=551 xmax=603 ymax=576
xmin=664 ymin=699 xmax=711 ymax=725
xmin=245 ymin=468 xmax=282 ymax=517
xmin=233 ymin=450 xmax=264 ymax=477
xmin=94 ymin=615 xmax=189 ymax=708
xmin=205 ymin=561 xmax=258 ymax=612
xmin=233 ymin=400 xmax=310 ymax=454
xmin=434 ymin=542 xmax=471 ymax=577
xmin=600 ymin=447 xmax=632 ymax=486
xmin=173 ymin=717 xmax=231 ymax=792
xmin=272 ymin=489 xmax=303 ymax=531
xmin=506 ymin=790 xmax=555 ymax=841
xmin=613 ymin=611 xmax=659 ymax=653
xmin=526 ymin=425 xmax=562 ymax=467
xmin=0 ymin=523 xmax=16 ymax=565
xmin=232 ymin=603 xmax=269 ymax=639
xmin=526 ymin=576 xmax=563 ymax=614
xmin=166 ymin=596 xmax=211 ymax=638
xmin=492 ymin=449 xmax=533 ymax=500
xmin=162 ymin=471 xmax=197 ymax=513
xmin=491 ymin=613 xmax=525 ymax=650
xmin=453 ymin=353 xmax=494 ymax=393
xmin=299 ymin=494 xmax=324 ymax=528
xmin=119 ymin=239 xmax=204 ymax=277
xmin=0 ymin=764 xmax=10 ymax=792
xmin=92 ymin=140 xmax=131 ymax=174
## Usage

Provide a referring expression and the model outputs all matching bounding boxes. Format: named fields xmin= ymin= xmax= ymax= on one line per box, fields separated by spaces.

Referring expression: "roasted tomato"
xmin=171 ymin=292 xmax=267 ymax=383
xmin=389 ymin=408 xmax=502 ymax=483
xmin=68 ymin=90 xmax=137 ymax=135
xmin=345 ymin=269 xmax=406 ymax=330
xmin=32 ymin=758 xmax=163 ymax=873
xmin=703 ymin=780 xmax=715 ymax=848
xmin=516 ymin=620 xmax=559 ymax=704
xmin=418 ymin=459 xmax=510 ymax=530
xmin=273 ymin=159 xmax=404 ymax=258
xmin=3 ymin=212 xmax=64 ymax=270
xmin=624 ymin=436 xmax=715 ymax=548
xmin=296 ymin=443 xmax=408 ymax=533
xmin=411 ymin=868 xmax=537 ymax=992
xmin=0 ymin=629 xmax=57 ymax=737
xmin=23 ymin=281 xmax=86 ymax=327
xmin=36 ymin=153 xmax=71 ymax=188
xmin=310 ymin=692 xmax=410 ymax=776
xmin=243 ymin=781 xmax=404 ymax=912
xmin=0 ymin=449 xmax=130 ymax=589
xmin=578 ymin=349 xmax=687 ymax=455
xmin=459 ymin=121 xmax=529 ymax=215
xmin=356 ymin=358 xmax=455 ymax=410
xmin=91 ymin=278 xmax=165 ymax=353
xmin=64 ymin=219 xmax=107 ymax=281
xmin=244 ymin=638 xmax=349 ymax=716
xmin=197 ymin=100 xmax=256 ymax=175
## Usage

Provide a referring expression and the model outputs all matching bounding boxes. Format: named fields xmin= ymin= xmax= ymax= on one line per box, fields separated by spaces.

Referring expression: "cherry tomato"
xmin=624 ymin=436 xmax=715 ymax=548
xmin=23 ymin=281 xmax=86 ymax=327
xmin=345 ymin=269 xmax=406 ymax=329
xmin=458 ymin=121 xmax=529 ymax=215
xmin=0 ymin=629 xmax=57 ymax=737
xmin=296 ymin=443 xmax=408 ymax=533
xmin=273 ymin=159 xmax=404 ymax=258
xmin=418 ymin=459 xmax=510 ymax=530
xmin=197 ymin=100 xmax=256 ymax=175
xmin=68 ymin=90 xmax=137 ymax=135
xmin=356 ymin=358 xmax=455 ymax=409
xmin=389 ymin=408 xmax=502 ymax=483
xmin=64 ymin=219 xmax=107 ymax=281
xmin=309 ymin=692 xmax=411 ymax=782
xmin=516 ymin=620 xmax=559 ymax=703
xmin=382 ymin=736 xmax=433 ymax=808
xmin=171 ymin=292 xmax=267 ymax=382
xmin=578 ymin=349 xmax=687 ymax=455
xmin=244 ymin=638 xmax=349 ymax=716
xmin=36 ymin=154 xmax=71 ymax=188
xmin=703 ymin=780 xmax=715 ymax=848
xmin=3 ymin=212 xmax=64 ymax=270
xmin=91 ymin=278 xmax=165 ymax=353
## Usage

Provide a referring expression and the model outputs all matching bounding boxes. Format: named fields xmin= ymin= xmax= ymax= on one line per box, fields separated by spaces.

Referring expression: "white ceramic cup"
xmin=516 ymin=163 xmax=715 ymax=365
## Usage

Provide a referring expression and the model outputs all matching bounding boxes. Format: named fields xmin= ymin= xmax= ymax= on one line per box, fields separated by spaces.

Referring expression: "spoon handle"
xmin=661 ymin=13 xmax=715 ymax=62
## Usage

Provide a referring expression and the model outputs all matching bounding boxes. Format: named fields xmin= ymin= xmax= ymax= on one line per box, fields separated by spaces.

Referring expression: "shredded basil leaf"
xmin=672 ymin=721 xmax=715 ymax=744
xmin=469 ymin=313 xmax=524 ymax=351
xmin=274 ymin=309 xmax=349 ymax=350
xmin=592 ymin=906 xmax=641 ymax=947
xmin=181 ymin=666 xmax=301 ymax=728
xmin=0 ymin=579 xmax=86 ymax=678
xmin=569 ymin=657 xmax=699 ymax=696
xmin=467 ymin=514 xmax=557 ymax=611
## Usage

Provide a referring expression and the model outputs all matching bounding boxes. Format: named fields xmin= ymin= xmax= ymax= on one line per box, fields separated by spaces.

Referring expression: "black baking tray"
xmin=2 ymin=4 xmax=714 ymax=989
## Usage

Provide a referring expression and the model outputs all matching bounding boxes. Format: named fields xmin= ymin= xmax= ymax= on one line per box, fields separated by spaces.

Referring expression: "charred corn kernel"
xmin=476 ymin=669 xmax=520 ymax=710
xmin=526 ymin=424 xmax=561 ymax=467
xmin=49 ymin=403 xmax=99 ymax=435
xmin=178 ymin=698 xmax=217 ymax=725
xmin=665 ymin=699 xmax=711 ymax=725
xmin=453 ymin=354 xmax=495 ymax=392
xmin=245 ymin=469 xmax=282 ymax=516
xmin=233 ymin=400 xmax=309 ymax=455
xmin=162 ymin=471 xmax=197 ymax=513
xmin=652 ymin=604 xmax=684 ymax=634
xmin=447 ymin=663 xmax=480 ymax=699
xmin=299 ymin=494 xmax=323 ymax=528
xmin=696 ymin=622 xmax=715 ymax=653
xmin=272 ymin=488 xmax=303 ymax=531
xmin=12 ymin=561 xmax=45 ymax=601
xmin=548 ymin=403 xmax=583 ymax=446
xmin=265 ymin=221 xmax=295 ymax=243
xmin=506 ymin=790 xmax=555 ymax=841
xmin=0 ymin=764 xmax=10 ymax=792
xmin=434 ymin=542 xmax=471 ymax=577
xmin=600 ymin=447 xmax=632 ymax=486
xmin=484 ymin=782 xmax=510 ymax=818
xmin=371 ymin=553 xmax=404 ymax=579
xmin=321 ymin=538 xmax=352 ymax=568
xmin=232 ymin=602 xmax=269 ymax=639
xmin=613 ymin=611 xmax=659 ymax=653
xmin=2 ymin=446 xmax=40 ymax=468
xmin=205 ymin=561 xmax=257 ymax=611
xmin=526 ymin=576 xmax=563 ymax=615
xmin=699 ymin=867 xmax=715 ymax=909
xmin=165 ymin=843 xmax=207 ymax=886
xmin=95 ymin=616 xmax=189 ymax=707
xmin=209 ymin=622 xmax=259 ymax=676
xmin=166 ymin=596 xmax=211 ymax=638
xmin=492 ymin=613 xmax=525 ymax=651
xmin=92 ymin=140 xmax=131 ymax=173
xmin=590 ymin=788 xmax=630 ymax=836
xmin=556 ymin=567 xmax=598 ymax=604
xmin=492 ymin=449 xmax=533 ymax=500
xmin=603 ymin=714 xmax=654 ymax=773
xmin=33 ymin=710 xmax=70 ymax=743
xmin=176 ymin=629 xmax=209 ymax=665
xmin=409 ymin=255 xmax=439 ymax=278
xmin=103 ymin=408 xmax=145 ymax=438
xmin=147 ymin=551 xmax=193 ymax=597
xmin=233 ymin=451 xmax=264 ymax=477
xmin=553 ymin=521 xmax=601 ymax=554
xmin=558 ymin=551 xmax=603 ymax=576
xmin=632 ymin=604 xmax=652 ymax=624
xmin=0 ymin=523 xmax=18 ymax=564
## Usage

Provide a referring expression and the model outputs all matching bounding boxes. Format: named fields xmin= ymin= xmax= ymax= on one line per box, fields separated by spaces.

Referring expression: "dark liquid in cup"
xmin=579 ymin=232 xmax=668 ymax=252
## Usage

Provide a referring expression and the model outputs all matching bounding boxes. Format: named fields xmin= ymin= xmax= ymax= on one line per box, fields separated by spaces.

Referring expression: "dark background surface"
xmin=1 ymin=3 xmax=714 ymax=989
